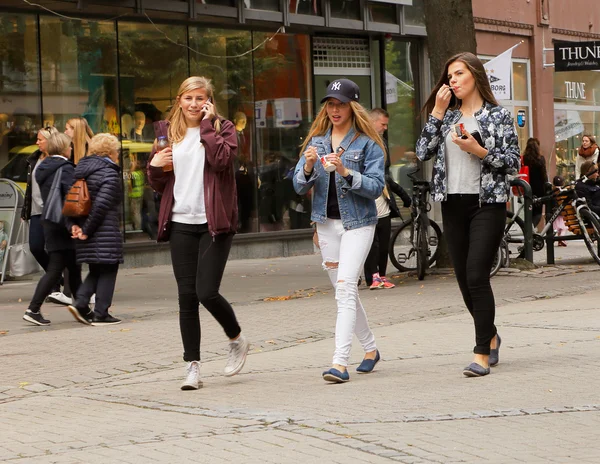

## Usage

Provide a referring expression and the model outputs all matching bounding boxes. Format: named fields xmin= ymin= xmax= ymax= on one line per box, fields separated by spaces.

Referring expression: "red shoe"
xmin=380 ymin=276 xmax=396 ymax=289
xmin=369 ymin=277 xmax=384 ymax=290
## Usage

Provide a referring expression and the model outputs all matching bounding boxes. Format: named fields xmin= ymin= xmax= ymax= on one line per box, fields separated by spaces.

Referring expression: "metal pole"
xmin=544 ymin=196 xmax=555 ymax=265
xmin=510 ymin=178 xmax=534 ymax=263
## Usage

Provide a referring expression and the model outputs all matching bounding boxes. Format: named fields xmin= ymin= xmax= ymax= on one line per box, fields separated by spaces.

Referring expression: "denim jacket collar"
xmin=318 ymin=126 xmax=358 ymax=153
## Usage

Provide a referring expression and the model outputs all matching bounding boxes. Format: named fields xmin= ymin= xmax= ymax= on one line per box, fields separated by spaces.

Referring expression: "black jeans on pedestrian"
xmin=364 ymin=215 xmax=392 ymax=286
xmin=170 ymin=222 xmax=241 ymax=362
xmin=29 ymin=215 xmax=63 ymax=294
xmin=75 ymin=263 xmax=119 ymax=317
xmin=441 ymin=195 xmax=506 ymax=355
xmin=29 ymin=249 xmax=81 ymax=313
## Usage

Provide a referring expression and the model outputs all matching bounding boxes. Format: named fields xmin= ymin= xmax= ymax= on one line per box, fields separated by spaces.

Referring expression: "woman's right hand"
xmin=304 ymin=146 xmax=318 ymax=171
xmin=149 ymin=146 xmax=173 ymax=168
xmin=433 ymin=84 xmax=452 ymax=116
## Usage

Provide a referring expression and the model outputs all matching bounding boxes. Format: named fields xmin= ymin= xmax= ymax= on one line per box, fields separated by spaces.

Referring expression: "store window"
xmin=252 ymin=33 xmax=313 ymax=232
xmin=554 ymin=71 xmax=600 ymax=181
xmin=201 ymin=0 xmax=235 ymax=4
xmin=368 ymin=2 xmax=396 ymax=24
xmin=247 ymin=0 xmax=280 ymax=11
xmin=404 ymin=0 xmax=425 ymax=27
xmin=39 ymin=18 xmax=117 ymax=138
xmin=290 ymin=0 xmax=321 ymax=15
xmin=0 ymin=13 xmax=41 ymax=184
xmin=384 ymin=40 xmax=419 ymax=200
xmin=118 ymin=22 xmax=188 ymax=240
xmin=190 ymin=27 xmax=257 ymax=233
xmin=331 ymin=0 xmax=361 ymax=20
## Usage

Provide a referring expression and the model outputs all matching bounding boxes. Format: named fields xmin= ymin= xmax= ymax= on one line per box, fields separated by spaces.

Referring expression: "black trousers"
xmin=29 ymin=249 xmax=81 ymax=312
xmin=29 ymin=215 xmax=65 ymax=294
xmin=364 ymin=215 xmax=392 ymax=285
xmin=170 ymin=222 xmax=241 ymax=362
xmin=442 ymin=195 xmax=506 ymax=355
xmin=75 ymin=263 xmax=119 ymax=317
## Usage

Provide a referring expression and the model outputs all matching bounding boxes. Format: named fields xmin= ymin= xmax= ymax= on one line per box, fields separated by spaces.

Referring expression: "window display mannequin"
xmin=233 ymin=111 xmax=255 ymax=233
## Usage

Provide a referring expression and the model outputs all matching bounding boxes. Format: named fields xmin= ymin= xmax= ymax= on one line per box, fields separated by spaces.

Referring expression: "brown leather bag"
xmin=62 ymin=179 xmax=91 ymax=217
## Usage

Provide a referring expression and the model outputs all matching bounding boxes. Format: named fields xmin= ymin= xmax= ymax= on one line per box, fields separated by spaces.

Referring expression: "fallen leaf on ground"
xmin=120 ymin=328 xmax=131 ymax=332
xmin=263 ymin=295 xmax=292 ymax=301
xmin=19 ymin=382 xmax=29 ymax=388
xmin=265 ymin=340 xmax=277 ymax=344
xmin=0 ymin=331 xmax=8 ymax=335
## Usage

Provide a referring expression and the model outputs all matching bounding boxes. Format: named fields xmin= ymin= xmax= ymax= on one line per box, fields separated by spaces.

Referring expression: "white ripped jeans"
xmin=317 ymin=219 xmax=377 ymax=367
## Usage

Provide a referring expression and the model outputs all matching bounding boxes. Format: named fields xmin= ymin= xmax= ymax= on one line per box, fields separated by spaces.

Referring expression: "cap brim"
xmin=320 ymin=94 xmax=352 ymax=104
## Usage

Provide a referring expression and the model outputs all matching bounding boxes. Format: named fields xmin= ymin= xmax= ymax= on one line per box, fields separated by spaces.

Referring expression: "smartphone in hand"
xmin=462 ymin=130 xmax=484 ymax=147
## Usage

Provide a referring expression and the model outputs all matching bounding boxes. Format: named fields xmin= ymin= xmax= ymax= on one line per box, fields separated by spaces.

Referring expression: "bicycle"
xmin=501 ymin=184 xmax=600 ymax=265
xmin=388 ymin=169 xmax=442 ymax=280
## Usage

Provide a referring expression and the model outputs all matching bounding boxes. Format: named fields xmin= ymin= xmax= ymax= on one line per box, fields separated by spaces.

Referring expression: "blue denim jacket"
xmin=293 ymin=127 xmax=385 ymax=230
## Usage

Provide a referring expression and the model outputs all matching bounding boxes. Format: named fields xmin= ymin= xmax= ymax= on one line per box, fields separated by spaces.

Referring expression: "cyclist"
xmin=364 ymin=108 xmax=411 ymax=289
xmin=416 ymin=52 xmax=520 ymax=377
xmin=575 ymin=161 xmax=600 ymax=217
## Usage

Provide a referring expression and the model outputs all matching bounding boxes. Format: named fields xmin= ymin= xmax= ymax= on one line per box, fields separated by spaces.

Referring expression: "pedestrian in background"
xmin=65 ymin=117 xmax=94 ymax=165
xmin=552 ymin=175 xmax=568 ymax=247
xmin=148 ymin=76 xmax=248 ymax=391
xmin=576 ymin=134 xmax=599 ymax=179
xmin=67 ymin=133 xmax=123 ymax=326
xmin=294 ymin=78 xmax=385 ymax=383
xmin=416 ymin=52 xmax=520 ymax=377
xmin=364 ymin=108 xmax=411 ymax=289
xmin=21 ymin=126 xmax=72 ymax=306
xmin=23 ymin=132 xmax=81 ymax=326
xmin=522 ymin=137 xmax=548 ymax=229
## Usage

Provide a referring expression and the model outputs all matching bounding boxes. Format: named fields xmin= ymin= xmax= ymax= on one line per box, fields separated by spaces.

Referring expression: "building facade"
xmin=1 ymin=0 xmax=598 ymax=265
xmin=0 ymin=0 xmax=427 ymax=264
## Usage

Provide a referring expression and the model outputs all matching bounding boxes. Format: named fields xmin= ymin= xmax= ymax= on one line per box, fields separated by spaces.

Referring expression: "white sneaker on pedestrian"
xmin=47 ymin=292 xmax=72 ymax=306
xmin=90 ymin=294 xmax=96 ymax=306
xmin=181 ymin=361 xmax=202 ymax=390
xmin=224 ymin=333 xmax=249 ymax=377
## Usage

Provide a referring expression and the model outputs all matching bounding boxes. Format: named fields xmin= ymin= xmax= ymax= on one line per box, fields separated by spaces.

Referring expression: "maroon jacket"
xmin=147 ymin=117 xmax=238 ymax=242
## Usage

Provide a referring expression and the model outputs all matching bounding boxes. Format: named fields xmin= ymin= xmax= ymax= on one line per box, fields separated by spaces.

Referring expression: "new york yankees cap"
xmin=321 ymin=78 xmax=360 ymax=104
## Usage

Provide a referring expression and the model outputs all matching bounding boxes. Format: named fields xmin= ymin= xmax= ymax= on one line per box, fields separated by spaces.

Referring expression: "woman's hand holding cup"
xmin=150 ymin=146 xmax=173 ymax=168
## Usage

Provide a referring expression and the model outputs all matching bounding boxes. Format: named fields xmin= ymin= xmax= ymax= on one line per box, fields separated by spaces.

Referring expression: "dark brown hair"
xmin=421 ymin=52 xmax=499 ymax=115
xmin=582 ymin=134 xmax=597 ymax=145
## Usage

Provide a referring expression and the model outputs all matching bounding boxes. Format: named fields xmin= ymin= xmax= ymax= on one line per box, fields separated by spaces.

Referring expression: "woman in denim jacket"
xmin=416 ymin=52 xmax=520 ymax=377
xmin=294 ymin=78 xmax=385 ymax=383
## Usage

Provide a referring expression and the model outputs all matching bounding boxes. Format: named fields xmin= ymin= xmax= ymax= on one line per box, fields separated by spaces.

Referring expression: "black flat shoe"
xmin=463 ymin=362 xmax=490 ymax=377
xmin=489 ymin=334 xmax=501 ymax=367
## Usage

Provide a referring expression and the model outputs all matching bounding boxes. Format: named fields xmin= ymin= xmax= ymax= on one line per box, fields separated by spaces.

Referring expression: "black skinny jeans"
xmin=364 ymin=215 xmax=392 ymax=285
xmin=29 ymin=249 xmax=81 ymax=312
xmin=28 ymin=215 xmax=66 ymax=295
xmin=442 ymin=195 xmax=506 ymax=355
xmin=75 ymin=263 xmax=119 ymax=317
xmin=170 ymin=222 xmax=241 ymax=362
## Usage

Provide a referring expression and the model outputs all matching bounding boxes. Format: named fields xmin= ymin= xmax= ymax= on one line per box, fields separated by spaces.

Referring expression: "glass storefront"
xmin=0 ymin=9 xmax=419 ymax=246
xmin=384 ymin=39 xmax=420 ymax=205
xmin=554 ymin=71 xmax=600 ymax=181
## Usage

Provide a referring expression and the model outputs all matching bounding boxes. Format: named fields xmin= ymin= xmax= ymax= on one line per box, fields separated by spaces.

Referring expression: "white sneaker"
xmin=181 ymin=361 xmax=202 ymax=390
xmin=224 ymin=334 xmax=249 ymax=377
xmin=47 ymin=292 xmax=72 ymax=306
xmin=90 ymin=294 xmax=96 ymax=305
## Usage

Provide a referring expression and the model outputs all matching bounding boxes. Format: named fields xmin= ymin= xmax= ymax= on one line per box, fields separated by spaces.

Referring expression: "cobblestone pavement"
xmin=1 ymin=247 xmax=599 ymax=463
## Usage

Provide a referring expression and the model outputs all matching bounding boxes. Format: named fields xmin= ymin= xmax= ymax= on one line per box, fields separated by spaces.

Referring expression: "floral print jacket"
xmin=415 ymin=102 xmax=520 ymax=203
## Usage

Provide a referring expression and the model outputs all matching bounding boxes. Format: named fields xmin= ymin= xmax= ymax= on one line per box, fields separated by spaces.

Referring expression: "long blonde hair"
xmin=300 ymin=101 xmax=385 ymax=155
xmin=67 ymin=117 xmax=94 ymax=164
xmin=167 ymin=76 xmax=222 ymax=144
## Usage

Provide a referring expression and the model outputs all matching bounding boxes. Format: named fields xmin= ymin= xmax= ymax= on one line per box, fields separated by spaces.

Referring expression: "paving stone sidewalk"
xmin=1 ymin=250 xmax=599 ymax=463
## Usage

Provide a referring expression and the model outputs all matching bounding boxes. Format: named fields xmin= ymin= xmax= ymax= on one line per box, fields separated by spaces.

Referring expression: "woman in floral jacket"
xmin=416 ymin=52 xmax=520 ymax=378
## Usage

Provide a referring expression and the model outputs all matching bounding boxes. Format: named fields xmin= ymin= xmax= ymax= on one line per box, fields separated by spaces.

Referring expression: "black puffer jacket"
xmin=35 ymin=156 xmax=75 ymax=252
xmin=72 ymin=156 xmax=123 ymax=264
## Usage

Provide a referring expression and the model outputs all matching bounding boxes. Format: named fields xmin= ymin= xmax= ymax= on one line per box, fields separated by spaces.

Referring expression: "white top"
xmin=375 ymin=194 xmax=390 ymax=218
xmin=445 ymin=116 xmax=481 ymax=194
xmin=171 ymin=127 xmax=207 ymax=224
xmin=31 ymin=159 xmax=44 ymax=216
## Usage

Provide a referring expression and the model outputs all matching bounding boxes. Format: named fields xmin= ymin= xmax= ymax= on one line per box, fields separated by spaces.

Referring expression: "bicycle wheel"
xmin=504 ymin=210 xmax=526 ymax=260
xmin=416 ymin=220 xmax=428 ymax=280
xmin=490 ymin=246 xmax=503 ymax=278
xmin=579 ymin=208 xmax=600 ymax=265
xmin=389 ymin=218 xmax=442 ymax=272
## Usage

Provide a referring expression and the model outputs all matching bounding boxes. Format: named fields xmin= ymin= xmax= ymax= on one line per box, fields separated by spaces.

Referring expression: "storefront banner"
xmin=255 ymin=100 xmax=267 ymax=128
xmin=274 ymin=98 xmax=302 ymax=128
xmin=385 ymin=71 xmax=398 ymax=105
xmin=555 ymin=41 xmax=600 ymax=72
xmin=554 ymin=109 xmax=585 ymax=142
xmin=484 ymin=43 xmax=521 ymax=100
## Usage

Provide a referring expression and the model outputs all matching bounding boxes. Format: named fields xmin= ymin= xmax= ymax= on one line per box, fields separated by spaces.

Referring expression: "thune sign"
xmin=555 ymin=40 xmax=600 ymax=72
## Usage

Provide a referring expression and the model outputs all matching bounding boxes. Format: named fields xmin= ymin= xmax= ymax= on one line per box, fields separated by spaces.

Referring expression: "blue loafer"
xmin=322 ymin=368 xmax=349 ymax=383
xmin=463 ymin=362 xmax=491 ymax=377
xmin=489 ymin=334 xmax=501 ymax=367
xmin=356 ymin=350 xmax=381 ymax=373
